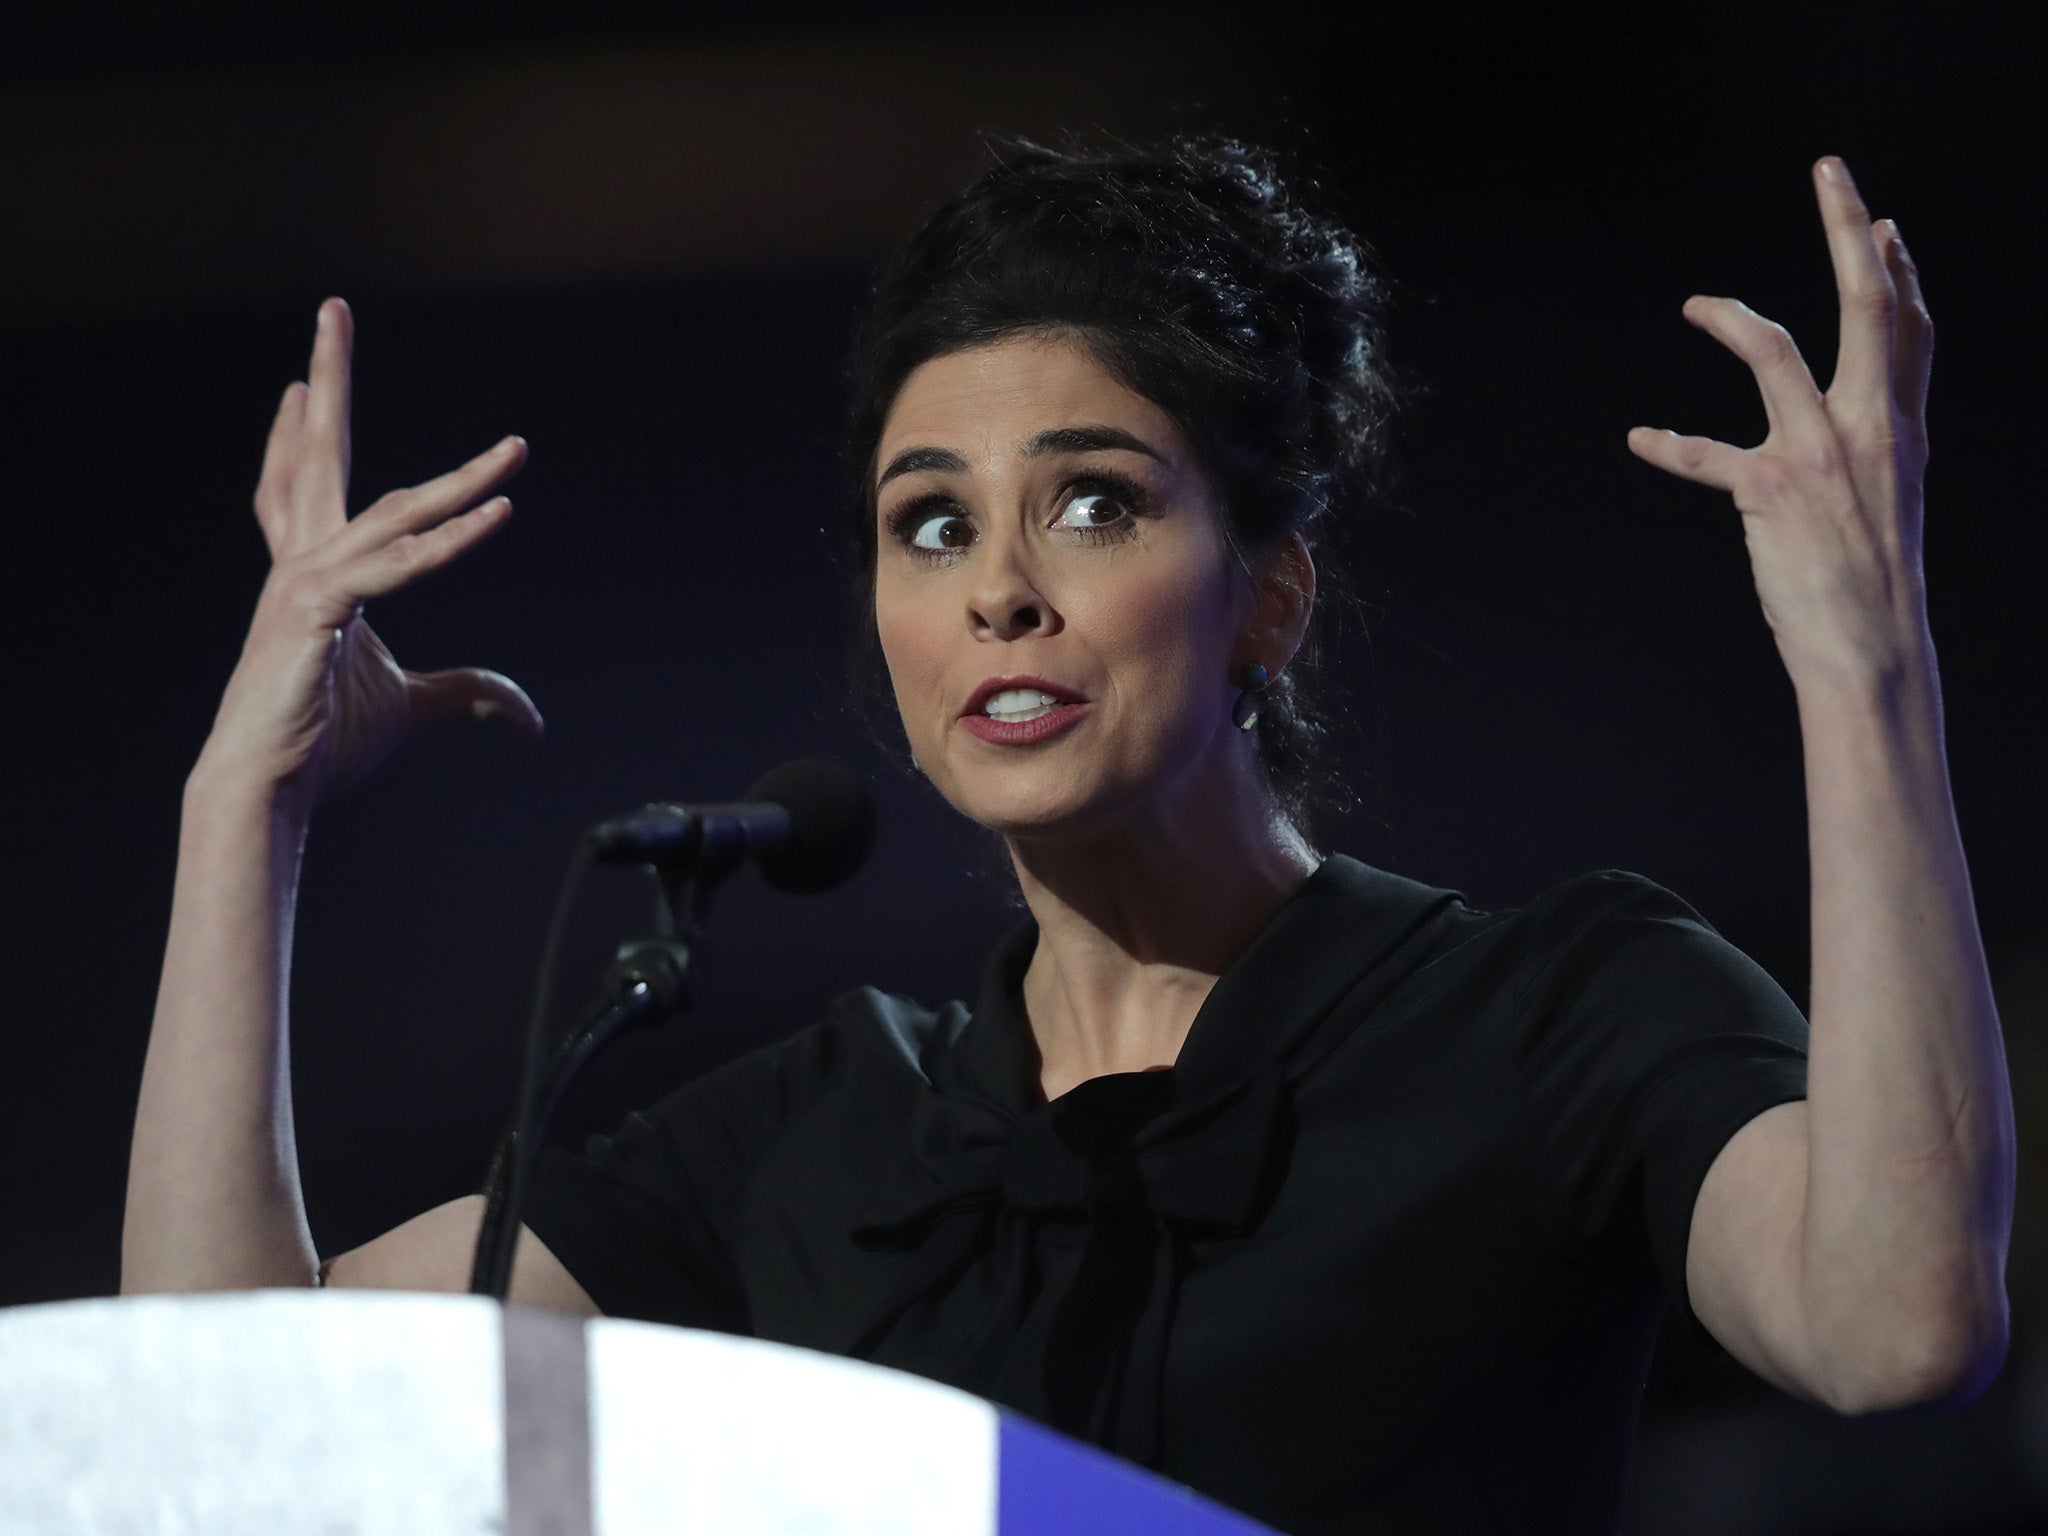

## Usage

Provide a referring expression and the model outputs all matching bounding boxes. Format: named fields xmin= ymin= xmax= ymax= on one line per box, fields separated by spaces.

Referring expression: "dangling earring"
xmin=1231 ymin=661 xmax=1270 ymax=732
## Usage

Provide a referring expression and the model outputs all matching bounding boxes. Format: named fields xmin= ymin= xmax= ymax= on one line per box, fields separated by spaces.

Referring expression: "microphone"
xmin=584 ymin=758 xmax=876 ymax=894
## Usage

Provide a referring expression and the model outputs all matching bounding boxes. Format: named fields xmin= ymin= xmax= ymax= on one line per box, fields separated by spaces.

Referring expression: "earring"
xmin=1231 ymin=661 xmax=1270 ymax=732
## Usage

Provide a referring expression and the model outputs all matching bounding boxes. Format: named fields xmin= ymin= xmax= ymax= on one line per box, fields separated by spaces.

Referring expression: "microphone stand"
xmin=469 ymin=840 xmax=739 ymax=1300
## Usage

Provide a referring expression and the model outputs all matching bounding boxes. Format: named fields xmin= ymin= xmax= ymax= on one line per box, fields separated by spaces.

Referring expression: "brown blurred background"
xmin=2 ymin=1 xmax=2044 ymax=1530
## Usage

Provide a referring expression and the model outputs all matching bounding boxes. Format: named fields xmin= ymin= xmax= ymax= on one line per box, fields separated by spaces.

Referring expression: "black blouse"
xmin=522 ymin=856 xmax=1810 ymax=1535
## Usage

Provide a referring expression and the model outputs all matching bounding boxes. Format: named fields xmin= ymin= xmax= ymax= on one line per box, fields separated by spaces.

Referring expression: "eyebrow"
xmin=875 ymin=424 xmax=1165 ymax=493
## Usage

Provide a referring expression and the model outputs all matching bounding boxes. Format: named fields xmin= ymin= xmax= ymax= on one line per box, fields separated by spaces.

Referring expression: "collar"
xmin=942 ymin=854 xmax=1468 ymax=1114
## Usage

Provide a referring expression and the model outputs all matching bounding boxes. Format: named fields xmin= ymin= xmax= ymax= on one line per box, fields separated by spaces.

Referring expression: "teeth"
xmin=984 ymin=688 xmax=1061 ymax=722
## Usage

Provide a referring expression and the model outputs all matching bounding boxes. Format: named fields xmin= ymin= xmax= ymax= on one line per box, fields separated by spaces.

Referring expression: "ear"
xmin=1244 ymin=531 xmax=1316 ymax=674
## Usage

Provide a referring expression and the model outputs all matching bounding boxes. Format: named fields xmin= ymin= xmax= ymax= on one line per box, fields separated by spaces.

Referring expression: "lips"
xmin=959 ymin=700 xmax=1087 ymax=747
xmin=960 ymin=674 xmax=1086 ymax=719
xmin=958 ymin=673 xmax=1089 ymax=748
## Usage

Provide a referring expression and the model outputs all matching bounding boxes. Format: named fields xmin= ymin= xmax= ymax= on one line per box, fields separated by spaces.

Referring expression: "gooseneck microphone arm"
xmin=464 ymin=872 xmax=688 ymax=1302
xmin=468 ymin=839 xmax=696 ymax=1301
xmin=468 ymin=759 xmax=876 ymax=1301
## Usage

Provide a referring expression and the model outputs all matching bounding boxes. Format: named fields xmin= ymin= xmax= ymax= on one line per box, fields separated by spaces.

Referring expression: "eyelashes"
xmin=883 ymin=471 xmax=1152 ymax=561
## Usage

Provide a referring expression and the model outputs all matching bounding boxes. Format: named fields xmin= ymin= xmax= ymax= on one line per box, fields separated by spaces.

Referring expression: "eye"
xmin=1055 ymin=491 xmax=1128 ymax=529
xmin=908 ymin=510 xmax=975 ymax=551
xmin=884 ymin=491 xmax=974 ymax=556
xmin=1053 ymin=476 xmax=1144 ymax=535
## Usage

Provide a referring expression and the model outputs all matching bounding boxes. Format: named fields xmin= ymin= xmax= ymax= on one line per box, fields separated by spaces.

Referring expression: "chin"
xmin=938 ymin=753 xmax=1153 ymax=842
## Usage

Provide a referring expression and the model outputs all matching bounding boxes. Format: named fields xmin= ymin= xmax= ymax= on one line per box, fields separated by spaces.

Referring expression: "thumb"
xmin=407 ymin=667 xmax=544 ymax=735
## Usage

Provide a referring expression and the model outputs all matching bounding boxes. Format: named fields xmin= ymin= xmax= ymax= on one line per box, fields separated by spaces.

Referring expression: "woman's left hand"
xmin=1628 ymin=157 xmax=1935 ymax=687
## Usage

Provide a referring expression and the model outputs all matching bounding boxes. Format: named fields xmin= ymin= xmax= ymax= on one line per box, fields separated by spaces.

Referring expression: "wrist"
xmin=184 ymin=745 xmax=313 ymax=836
xmin=1788 ymin=635 xmax=1953 ymax=804
xmin=1783 ymin=606 xmax=1939 ymax=708
xmin=1787 ymin=646 xmax=1940 ymax=722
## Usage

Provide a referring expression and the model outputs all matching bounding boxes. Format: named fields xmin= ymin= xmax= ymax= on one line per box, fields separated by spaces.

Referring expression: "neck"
xmin=1004 ymin=746 xmax=1321 ymax=1103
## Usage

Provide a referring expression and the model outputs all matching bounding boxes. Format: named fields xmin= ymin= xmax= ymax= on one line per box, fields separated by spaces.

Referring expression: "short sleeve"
xmin=1513 ymin=869 xmax=1810 ymax=1334
xmin=519 ymin=1020 xmax=839 ymax=1330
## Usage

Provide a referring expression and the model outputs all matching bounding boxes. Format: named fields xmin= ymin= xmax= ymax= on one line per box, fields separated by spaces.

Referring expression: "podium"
xmin=0 ymin=1291 xmax=1279 ymax=1534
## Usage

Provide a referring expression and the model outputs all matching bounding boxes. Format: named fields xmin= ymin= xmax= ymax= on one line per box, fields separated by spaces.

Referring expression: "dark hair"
xmin=843 ymin=129 xmax=1396 ymax=840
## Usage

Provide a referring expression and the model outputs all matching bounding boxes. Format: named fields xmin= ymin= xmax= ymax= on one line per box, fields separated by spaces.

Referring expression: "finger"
xmin=1681 ymin=295 xmax=1827 ymax=444
xmin=297 ymin=297 xmax=354 ymax=538
xmin=1879 ymin=218 xmax=1934 ymax=430
xmin=1626 ymin=426 xmax=1747 ymax=492
xmin=337 ymin=435 xmax=528 ymax=555
xmin=349 ymin=495 xmax=513 ymax=601
xmin=408 ymin=666 xmax=544 ymax=734
xmin=1812 ymin=157 xmax=1895 ymax=403
xmin=252 ymin=380 xmax=309 ymax=555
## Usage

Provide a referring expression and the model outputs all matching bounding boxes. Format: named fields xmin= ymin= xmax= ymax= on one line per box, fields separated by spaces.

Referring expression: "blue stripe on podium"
xmin=996 ymin=1415 xmax=1278 ymax=1534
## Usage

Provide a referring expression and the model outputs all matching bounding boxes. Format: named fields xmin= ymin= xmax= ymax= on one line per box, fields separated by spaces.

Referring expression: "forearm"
xmin=121 ymin=755 xmax=319 ymax=1292
xmin=1792 ymin=636 xmax=2015 ymax=1401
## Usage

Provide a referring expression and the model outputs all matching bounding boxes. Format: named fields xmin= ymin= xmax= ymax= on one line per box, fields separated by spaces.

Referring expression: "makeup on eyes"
xmin=883 ymin=469 xmax=1154 ymax=558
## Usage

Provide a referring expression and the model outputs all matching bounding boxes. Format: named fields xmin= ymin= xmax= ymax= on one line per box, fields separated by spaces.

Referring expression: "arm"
xmin=127 ymin=771 xmax=595 ymax=1313
xmin=1629 ymin=158 xmax=2014 ymax=1415
xmin=122 ymin=760 xmax=317 ymax=1290
xmin=121 ymin=297 xmax=547 ymax=1298
xmin=1683 ymin=648 xmax=2009 ymax=1415
xmin=322 ymin=1195 xmax=599 ymax=1315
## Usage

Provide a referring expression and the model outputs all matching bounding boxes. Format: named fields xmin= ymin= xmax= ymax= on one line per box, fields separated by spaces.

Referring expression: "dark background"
xmin=3 ymin=1 xmax=2044 ymax=1530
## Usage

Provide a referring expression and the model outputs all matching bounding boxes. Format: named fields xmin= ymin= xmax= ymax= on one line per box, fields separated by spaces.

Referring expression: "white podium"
xmin=0 ymin=1291 xmax=1279 ymax=1535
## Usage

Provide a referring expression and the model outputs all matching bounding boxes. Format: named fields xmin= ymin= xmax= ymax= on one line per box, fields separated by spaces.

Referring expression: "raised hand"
xmin=1627 ymin=157 xmax=1935 ymax=688
xmin=202 ymin=297 xmax=541 ymax=813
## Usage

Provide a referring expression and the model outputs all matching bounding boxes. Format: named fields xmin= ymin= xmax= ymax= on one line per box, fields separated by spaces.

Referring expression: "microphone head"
xmin=744 ymin=758 xmax=877 ymax=894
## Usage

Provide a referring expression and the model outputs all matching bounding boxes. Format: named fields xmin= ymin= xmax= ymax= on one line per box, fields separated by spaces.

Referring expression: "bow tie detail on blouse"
xmin=831 ymin=863 xmax=1464 ymax=1471
xmin=849 ymin=1063 xmax=1288 ymax=1468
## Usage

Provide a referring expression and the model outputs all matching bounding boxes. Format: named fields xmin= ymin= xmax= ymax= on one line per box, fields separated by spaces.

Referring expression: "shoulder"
xmin=1496 ymin=867 xmax=1734 ymax=1004
xmin=598 ymin=983 xmax=970 ymax=1166
xmin=1494 ymin=865 xmax=1809 ymax=1067
xmin=1300 ymin=855 xmax=1710 ymax=980
xmin=738 ymin=981 xmax=971 ymax=1092
xmin=1507 ymin=865 xmax=1713 ymax=944
xmin=1296 ymin=860 xmax=1699 ymax=1014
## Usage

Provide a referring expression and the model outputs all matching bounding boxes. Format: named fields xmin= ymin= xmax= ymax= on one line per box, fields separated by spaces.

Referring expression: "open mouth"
xmin=959 ymin=675 xmax=1088 ymax=746
xmin=980 ymin=688 xmax=1066 ymax=724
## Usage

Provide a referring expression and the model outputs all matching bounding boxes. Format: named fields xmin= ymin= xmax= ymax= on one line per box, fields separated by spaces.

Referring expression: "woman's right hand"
xmin=198 ymin=297 xmax=541 ymax=813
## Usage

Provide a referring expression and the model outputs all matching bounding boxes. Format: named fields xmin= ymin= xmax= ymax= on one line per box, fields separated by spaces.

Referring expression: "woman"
xmin=122 ymin=136 xmax=2014 ymax=1534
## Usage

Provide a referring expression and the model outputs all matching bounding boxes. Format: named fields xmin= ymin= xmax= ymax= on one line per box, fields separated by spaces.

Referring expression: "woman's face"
xmin=872 ymin=331 xmax=1254 ymax=837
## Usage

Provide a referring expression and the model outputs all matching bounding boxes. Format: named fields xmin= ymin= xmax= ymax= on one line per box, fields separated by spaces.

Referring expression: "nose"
xmin=967 ymin=529 xmax=1056 ymax=642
